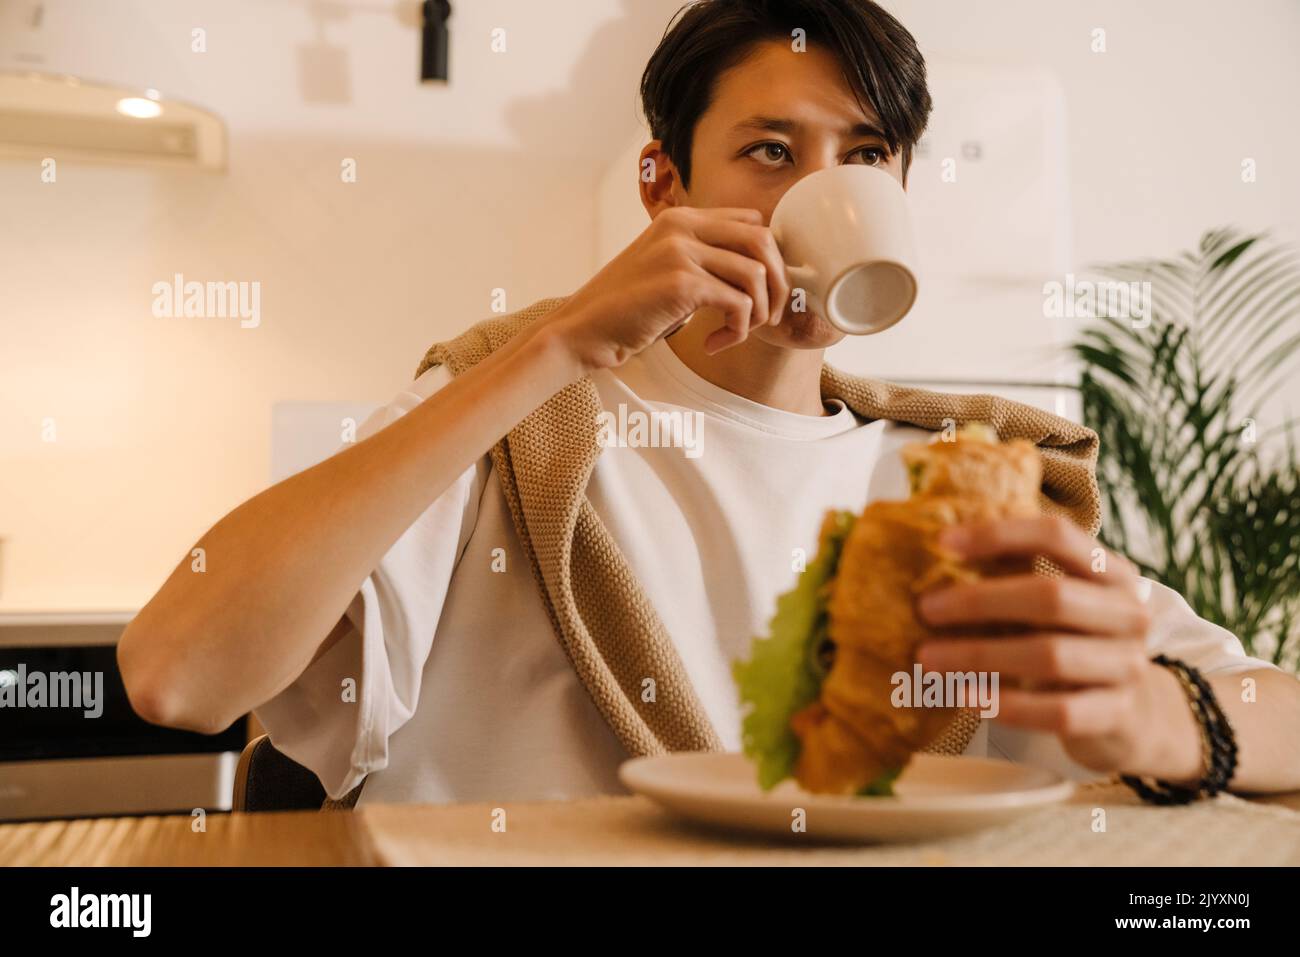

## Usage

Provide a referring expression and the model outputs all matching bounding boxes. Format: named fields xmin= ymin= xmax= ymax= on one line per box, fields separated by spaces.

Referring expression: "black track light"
xmin=420 ymin=0 xmax=452 ymax=83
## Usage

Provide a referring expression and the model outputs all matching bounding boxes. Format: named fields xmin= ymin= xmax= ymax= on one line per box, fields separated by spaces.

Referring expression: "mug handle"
xmin=784 ymin=263 xmax=823 ymax=315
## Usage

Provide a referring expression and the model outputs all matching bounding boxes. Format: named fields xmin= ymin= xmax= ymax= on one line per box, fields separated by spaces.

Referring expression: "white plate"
xmin=619 ymin=751 xmax=1074 ymax=843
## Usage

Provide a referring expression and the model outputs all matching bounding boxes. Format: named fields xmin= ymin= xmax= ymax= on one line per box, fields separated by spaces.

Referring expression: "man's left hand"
xmin=915 ymin=515 xmax=1200 ymax=779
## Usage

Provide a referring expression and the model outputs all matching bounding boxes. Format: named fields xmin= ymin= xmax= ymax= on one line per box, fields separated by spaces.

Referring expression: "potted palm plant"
xmin=1068 ymin=227 xmax=1300 ymax=672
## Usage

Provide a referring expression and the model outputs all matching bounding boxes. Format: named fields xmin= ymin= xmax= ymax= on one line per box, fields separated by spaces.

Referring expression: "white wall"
xmin=884 ymin=0 xmax=1299 ymax=262
xmin=2 ymin=0 xmax=1297 ymax=611
xmin=0 ymin=0 xmax=683 ymax=611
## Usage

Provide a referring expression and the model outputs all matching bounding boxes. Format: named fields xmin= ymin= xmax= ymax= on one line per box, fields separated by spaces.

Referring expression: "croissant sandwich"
xmin=733 ymin=423 xmax=1043 ymax=795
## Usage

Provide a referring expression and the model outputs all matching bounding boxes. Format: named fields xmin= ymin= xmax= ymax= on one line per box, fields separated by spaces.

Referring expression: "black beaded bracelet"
xmin=1120 ymin=654 xmax=1238 ymax=805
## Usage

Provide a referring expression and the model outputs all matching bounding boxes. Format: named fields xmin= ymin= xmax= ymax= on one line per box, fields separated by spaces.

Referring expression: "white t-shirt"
xmin=255 ymin=337 xmax=1281 ymax=805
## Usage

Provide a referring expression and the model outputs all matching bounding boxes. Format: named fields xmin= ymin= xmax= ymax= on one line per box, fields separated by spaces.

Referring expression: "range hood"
xmin=0 ymin=71 xmax=226 ymax=171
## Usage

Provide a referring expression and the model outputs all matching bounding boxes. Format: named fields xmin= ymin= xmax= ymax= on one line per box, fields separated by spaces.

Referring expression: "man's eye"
xmin=849 ymin=146 xmax=887 ymax=167
xmin=745 ymin=142 xmax=790 ymax=166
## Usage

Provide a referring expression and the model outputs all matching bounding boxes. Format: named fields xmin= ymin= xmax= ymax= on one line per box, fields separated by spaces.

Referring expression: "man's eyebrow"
xmin=730 ymin=115 xmax=888 ymax=139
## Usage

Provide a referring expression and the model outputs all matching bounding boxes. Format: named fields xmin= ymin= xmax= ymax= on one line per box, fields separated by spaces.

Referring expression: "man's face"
xmin=653 ymin=38 xmax=907 ymax=350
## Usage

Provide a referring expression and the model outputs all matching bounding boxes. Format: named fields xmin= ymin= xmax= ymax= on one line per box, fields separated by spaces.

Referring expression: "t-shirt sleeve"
xmin=1141 ymin=577 xmax=1283 ymax=676
xmin=253 ymin=363 xmax=490 ymax=800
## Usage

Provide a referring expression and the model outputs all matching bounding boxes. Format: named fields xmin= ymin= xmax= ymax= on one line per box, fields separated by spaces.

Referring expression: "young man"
xmin=119 ymin=0 xmax=1299 ymax=806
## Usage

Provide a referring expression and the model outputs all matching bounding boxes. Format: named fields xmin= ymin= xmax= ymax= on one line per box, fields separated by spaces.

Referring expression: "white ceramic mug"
xmin=769 ymin=164 xmax=919 ymax=336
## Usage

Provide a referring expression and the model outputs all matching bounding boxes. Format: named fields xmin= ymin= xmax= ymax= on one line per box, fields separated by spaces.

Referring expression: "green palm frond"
xmin=1068 ymin=228 xmax=1300 ymax=670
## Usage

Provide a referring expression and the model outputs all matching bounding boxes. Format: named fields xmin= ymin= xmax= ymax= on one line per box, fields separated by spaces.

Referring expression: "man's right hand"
xmin=548 ymin=205 xmax=791 ymax=374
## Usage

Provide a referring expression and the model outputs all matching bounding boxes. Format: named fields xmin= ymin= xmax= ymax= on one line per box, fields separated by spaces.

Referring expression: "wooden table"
xmin=0 ymin=804 xmax=376 ymax=866
xmin=4 ymin=783 xmax=1299 ymax=866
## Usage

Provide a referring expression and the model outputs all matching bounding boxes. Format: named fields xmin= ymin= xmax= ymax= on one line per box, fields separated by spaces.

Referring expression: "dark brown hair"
xmin=639 ymin=0 xmax=932 ymax=189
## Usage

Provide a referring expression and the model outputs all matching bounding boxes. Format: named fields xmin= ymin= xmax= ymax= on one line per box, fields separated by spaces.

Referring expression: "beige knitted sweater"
xmin=322 ymin=296 xmax=1101 ymax=810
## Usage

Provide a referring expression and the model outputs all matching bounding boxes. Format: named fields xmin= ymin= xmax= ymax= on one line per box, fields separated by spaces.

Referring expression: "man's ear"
xmin=640 ymin=140 xmax=684 ymax=217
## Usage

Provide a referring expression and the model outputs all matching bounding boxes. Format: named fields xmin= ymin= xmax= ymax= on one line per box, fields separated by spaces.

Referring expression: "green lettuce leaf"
xmin=732 ymin=509 xmax=855 ymax=790
xmin=858 ymin=765 xmax=903 ymax=796
xmin=733 ymin=509 xmax=903 ymax=797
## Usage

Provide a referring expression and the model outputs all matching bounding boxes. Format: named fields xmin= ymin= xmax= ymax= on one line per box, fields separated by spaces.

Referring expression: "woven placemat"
xmin=358 ymin=776 xmax=1300 ymax=866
